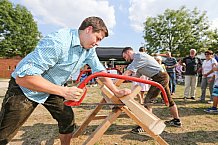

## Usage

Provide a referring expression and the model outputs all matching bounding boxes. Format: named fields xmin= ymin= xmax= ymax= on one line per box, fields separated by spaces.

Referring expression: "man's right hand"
xmin=62 ymin=86 xmax=84 ymax=101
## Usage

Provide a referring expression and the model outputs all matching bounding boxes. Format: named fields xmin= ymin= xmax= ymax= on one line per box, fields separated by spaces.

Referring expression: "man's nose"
xmin=95 ymin=41 xmax=100 ymax=46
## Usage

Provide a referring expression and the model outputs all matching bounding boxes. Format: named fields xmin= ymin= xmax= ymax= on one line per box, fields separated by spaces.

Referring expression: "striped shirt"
xmin=12 ymin=28 xmax=105 ymax=103
xmin=164 ymin=57 xmax=177 ymax=73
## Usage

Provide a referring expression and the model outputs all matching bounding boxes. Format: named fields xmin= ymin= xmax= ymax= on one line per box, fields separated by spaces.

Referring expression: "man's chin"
xmin=82 ymin=46 xmax=91 ymax=49
xmin=83 ymin=45 xmax=94 ymax=49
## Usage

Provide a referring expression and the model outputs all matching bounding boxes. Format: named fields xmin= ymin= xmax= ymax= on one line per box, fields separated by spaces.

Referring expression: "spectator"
xmin=164 ymin=51 xmax=177 ymax=95
xmin=176 ymin=59 xmax=185 ymax=84
xmin=132 ymin=74 xmax=150 ymax=104
xmin=214 ymin=51 xmax=218 ymax=62
xmin=204 ymin=64 xmax=218 ymax=113
xmin=182 ymin=49 xmax=202 ymax=100
xmin=155 ymin=56 xmax=166 ymax=72
xmin=200 ymin=50 xmax=217 ymax=103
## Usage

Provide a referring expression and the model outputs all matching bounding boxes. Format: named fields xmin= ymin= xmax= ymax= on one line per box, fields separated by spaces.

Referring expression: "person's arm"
xmin=166 ymin=64 xmax=177 ymax=69
xmin=16 ymin=75 xmax=83 ymax=101
xmin=204 ymin=61 xmax=217 ymax=77
xmin=208 ymin=74 xmax=215 ymax=82
xmin=123 ymin=70 xmax=133 ymax=76
xmin=213 ymin=64 xmax=218 ymax=71
xmin=98 ymin=76 xmax=131 ymax=97
xmin=181 ymin=58 xmax=186 ymax=67
xmin=152 ymin=53 xmax=167 ymax=57
xmin=166 ymin=58 xmax=178 ymax=69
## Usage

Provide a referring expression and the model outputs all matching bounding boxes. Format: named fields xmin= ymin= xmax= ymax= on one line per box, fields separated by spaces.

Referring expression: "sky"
xmin=10 ymin=0 xmax=218 ymax=51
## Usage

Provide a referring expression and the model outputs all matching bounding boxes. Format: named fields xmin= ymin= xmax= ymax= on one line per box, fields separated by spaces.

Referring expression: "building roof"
xmin=96 ymin=47 xmax=126 ymax=61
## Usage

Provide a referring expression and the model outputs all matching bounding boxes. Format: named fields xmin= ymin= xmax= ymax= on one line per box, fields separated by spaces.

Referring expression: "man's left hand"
xmin=114 ymin=88 xmax=131 ymax=97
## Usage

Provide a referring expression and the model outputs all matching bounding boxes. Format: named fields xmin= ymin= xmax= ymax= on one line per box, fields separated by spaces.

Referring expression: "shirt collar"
xmin=72 ymin=29 xmax=93 ymax=52
xmin=72 ymin=29 xmax=81 ymax=47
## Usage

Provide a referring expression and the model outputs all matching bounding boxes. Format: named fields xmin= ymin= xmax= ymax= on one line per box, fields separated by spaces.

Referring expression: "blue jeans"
xmin=167 ymin=72 xmax=176 ymax=94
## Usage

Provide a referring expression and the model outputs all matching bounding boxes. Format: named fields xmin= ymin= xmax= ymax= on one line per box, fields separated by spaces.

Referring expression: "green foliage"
xmin=0 ymin=0 xmax=41 ymax=58
xmin=143 ymin=6 xmax=218 ymax=57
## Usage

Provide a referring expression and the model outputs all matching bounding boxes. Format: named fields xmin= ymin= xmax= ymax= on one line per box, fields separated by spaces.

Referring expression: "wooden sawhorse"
xmin=72 ymin=79 xmax=168 ymax=145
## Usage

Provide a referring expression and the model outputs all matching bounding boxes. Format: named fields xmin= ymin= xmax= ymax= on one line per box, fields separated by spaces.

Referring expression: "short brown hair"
xmin=79 ymin=16 xmax=108 ymax=37
xmin=139 ymin=47 xmax=147 ymax=52
xmin=205 ymin=50 xmax=213 ymax=55
xmin=122 ymin=47 xmax=133 ymax=54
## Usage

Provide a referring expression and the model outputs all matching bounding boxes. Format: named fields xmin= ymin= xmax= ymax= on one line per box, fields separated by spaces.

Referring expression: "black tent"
xmin=96 ymin=47 xmax=126 ymax=61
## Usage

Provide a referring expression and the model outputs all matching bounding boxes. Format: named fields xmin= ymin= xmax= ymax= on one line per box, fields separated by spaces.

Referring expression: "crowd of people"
xmin=0 ymin=15 xmax=218 ymax=144
xmin=153 ymin=49 xmax=218 ymax=105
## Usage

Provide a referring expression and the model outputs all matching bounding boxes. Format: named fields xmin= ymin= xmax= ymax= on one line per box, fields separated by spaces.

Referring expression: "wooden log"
xmin=119 ymin=86 xmax=166 ymax=135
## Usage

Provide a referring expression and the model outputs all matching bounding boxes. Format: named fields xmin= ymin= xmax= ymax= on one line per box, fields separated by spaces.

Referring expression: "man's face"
xmin=81 ymin=26 xmax=105 ymax=49
xmin=190 ymin=50 xmax=196 ymax=57
xmin=122 ymin=51 xmax=132 ymax=62
xmin=166 ymin=52 xmax=171 ymax=57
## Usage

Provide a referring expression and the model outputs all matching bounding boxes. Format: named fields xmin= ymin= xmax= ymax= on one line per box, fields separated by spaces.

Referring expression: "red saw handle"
xmin=64 ymin=72 xmax=169 ymax=106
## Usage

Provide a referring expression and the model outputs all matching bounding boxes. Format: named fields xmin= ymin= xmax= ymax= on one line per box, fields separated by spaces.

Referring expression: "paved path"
xmin=0 ymin=78 xmax=9 ymax=88
xmin=0 ymin=79 xmax=9 ymax=97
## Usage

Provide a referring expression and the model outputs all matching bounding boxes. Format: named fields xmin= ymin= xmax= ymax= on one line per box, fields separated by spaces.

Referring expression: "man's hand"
xmin=213 ymin=65 xmax=218 ymax=71
xmin=208 ymin=78 xmax=214 ymax=83
xmin=114 ymin=88 xmax=131 ymax=98
xmin=203 ymin=74 xmax=208 ymax=77
xmin=62 ymin=86 xmax=84 ymax=101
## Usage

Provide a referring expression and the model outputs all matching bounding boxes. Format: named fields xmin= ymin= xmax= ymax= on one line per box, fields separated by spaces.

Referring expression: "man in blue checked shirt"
xmin=0 ymin=16 xmax=131 ymax=145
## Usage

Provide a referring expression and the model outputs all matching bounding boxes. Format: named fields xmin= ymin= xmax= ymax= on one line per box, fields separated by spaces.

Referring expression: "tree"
xmin=0 ymin=0 xmax=41 ymax=58
xmin=143 ymin=6 xmax=218 ymax=56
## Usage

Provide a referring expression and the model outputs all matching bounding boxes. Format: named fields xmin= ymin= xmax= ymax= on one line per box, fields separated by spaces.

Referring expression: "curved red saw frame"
xmin=64 ymin=72 xmax=169 ymax=106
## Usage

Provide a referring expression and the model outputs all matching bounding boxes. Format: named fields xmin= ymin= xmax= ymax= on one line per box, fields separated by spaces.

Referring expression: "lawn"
xmin=0 ymin=82 xmax=218 ymax=145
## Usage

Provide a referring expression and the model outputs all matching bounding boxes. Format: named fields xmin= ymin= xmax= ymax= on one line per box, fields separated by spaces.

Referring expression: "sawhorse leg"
xmin=83 ymin=107 xmax=122 ymax=145
xmin=73 ymin=98 xmax=106 ymax=138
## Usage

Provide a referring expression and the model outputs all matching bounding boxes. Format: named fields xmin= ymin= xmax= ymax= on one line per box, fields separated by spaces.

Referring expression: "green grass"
xmin=0 ymin=83 xmax=218 ymax=145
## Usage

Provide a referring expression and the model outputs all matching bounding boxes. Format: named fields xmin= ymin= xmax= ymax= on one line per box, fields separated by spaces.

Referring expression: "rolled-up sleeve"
xmin=127 ymin=62 xmax=138 ymax=73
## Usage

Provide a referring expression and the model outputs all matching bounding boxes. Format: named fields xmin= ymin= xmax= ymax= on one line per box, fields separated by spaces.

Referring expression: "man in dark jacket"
xmin=182 ymin=49 xmax=202 ymax=100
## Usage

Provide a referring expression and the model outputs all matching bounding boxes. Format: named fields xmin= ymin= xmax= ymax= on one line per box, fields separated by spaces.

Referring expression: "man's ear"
xmin=86 ymin=26 xmax=93 ymax=33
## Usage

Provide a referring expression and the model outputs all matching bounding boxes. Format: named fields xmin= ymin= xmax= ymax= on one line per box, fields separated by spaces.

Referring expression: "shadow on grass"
xmin=11 ymin=123 xmax=58 ymax=145
xmin=82 ymin=124 xmax=218 ymax=145
xmin=121 ymin=130 xmax=218 ymax=145
xmin=153 ymin=107 xmax=215 ymax=118
xmin=161 ymin=130 xmax=218 ymax=145
xmin=9 ymin=122 xmax=218 ymax=145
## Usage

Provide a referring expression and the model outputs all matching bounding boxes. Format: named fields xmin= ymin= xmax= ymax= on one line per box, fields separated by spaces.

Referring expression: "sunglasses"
xmin=205 ymin=53 xmax=212 ymax=55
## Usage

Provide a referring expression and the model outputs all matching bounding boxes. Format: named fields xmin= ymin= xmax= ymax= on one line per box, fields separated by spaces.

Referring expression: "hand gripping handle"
xmin=64 ymin=72 xmax=169 ymax=106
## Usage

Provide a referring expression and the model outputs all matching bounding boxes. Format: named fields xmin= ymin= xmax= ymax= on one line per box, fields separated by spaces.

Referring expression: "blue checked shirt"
xmin=12 ymin=28 xmax=106 ymax=103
